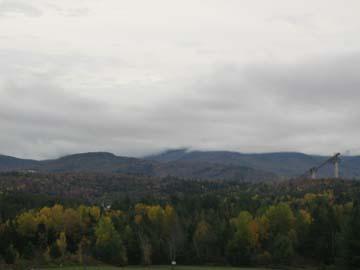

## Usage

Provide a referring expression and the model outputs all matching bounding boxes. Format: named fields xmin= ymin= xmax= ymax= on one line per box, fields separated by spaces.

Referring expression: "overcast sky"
xmin=1 ymin=0 xmax=360 ymax=159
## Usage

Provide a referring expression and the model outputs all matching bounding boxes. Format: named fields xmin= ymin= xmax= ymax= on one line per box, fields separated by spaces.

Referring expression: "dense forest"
xmin=1 ymin=173 xmax=360 ymax=269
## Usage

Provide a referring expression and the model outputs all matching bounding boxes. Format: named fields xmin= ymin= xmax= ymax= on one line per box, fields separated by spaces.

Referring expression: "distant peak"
xmin=163 ymin=148 xmax=190 ymax=154
xmin=144 ymin=148 xmax=191 ymax=162
xmin=59 ymin=152 xmax=117 ymax=159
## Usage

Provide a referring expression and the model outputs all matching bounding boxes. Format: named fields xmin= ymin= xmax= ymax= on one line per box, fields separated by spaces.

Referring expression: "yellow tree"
xmin=134 ymin=203 xmax=153 ymax=265
xmin=163 ymin=205 xmax=183 ymax=263
xmin=56 ymin=231 xmax=67 ymax=259
xmin=227 ymin=211 xmax=259 ymax=265
xmin=16 ymin=211 xmax=37 ymax=238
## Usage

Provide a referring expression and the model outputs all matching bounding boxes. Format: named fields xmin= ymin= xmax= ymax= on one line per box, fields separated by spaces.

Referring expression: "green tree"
xmin=265 ymin=203 xmax=294 ymax=238
xmin=95 ymin=216 xmax=127 ymax=265
xmin=49 ymin=243 xmax=61 ymax=259
xmin=4 ymin=244 xmax=19 ymax=264
xmin=272 ymin=234 xmax=294 ymax=263
xmin=193 ymin=219 xmax=217 ymax=262
xmin=226 ymin=211 xmax=259 ymax=265
xmin=22 ymin=242 xmax=35 ymax=260
xmin=308 ymin=202 xmax=338 ymax=264
xmin=344 ymin=201 xmax=360 ymax=268
xmin=294 ymin=209 xmax=312 ymax=255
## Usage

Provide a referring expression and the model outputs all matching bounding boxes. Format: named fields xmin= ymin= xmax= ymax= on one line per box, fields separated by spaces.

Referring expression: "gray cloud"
xmin=0 ymin=1 xmax=42 ymax=17
xmin=1 ymin=50 xmax=360 ymax=159
xmin=140 ymin=53 xmax=360 ymax=155
xmin=0 ymin=0 xmax=90 ymax=18
xmin=0 ymin=1 xmax=360 ymax=159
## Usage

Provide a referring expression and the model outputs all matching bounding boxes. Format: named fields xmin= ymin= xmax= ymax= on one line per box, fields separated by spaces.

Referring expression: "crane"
xmin=300 ymin=153 xmax=341 ymax=179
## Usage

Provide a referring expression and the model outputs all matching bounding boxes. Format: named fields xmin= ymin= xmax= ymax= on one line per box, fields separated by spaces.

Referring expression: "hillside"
xmin=2 ymin=149 xmax=360 ymax=181
xmin=0 ymin=155 xmax=39 ymax=171
xmin=147 ymin=149 xmax=360 ymax=178
xmin=0 ymin=152 xmax=276 ymax=182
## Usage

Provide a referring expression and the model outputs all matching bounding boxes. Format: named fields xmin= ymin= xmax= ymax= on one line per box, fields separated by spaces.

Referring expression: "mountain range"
xmin=147 ymin=149 xmax=360 ymax=178
xmin=1 ymin=149 xmax=360 ymax=181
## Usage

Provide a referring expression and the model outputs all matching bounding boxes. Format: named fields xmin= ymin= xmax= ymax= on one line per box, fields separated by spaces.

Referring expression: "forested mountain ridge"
xmin=2 ymin=149 xmax=360 ymax=181
xmin=147 ymin=149 xmax=360 ymax=178
xmin=0 ymin=152 xmax=276 ymax=182
xmin=0 ymin=155 xmax=39 ymax=171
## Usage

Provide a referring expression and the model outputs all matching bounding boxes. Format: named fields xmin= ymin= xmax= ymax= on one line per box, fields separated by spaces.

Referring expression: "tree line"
xmin=1 ymin=183 xmax=360 ymax=269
